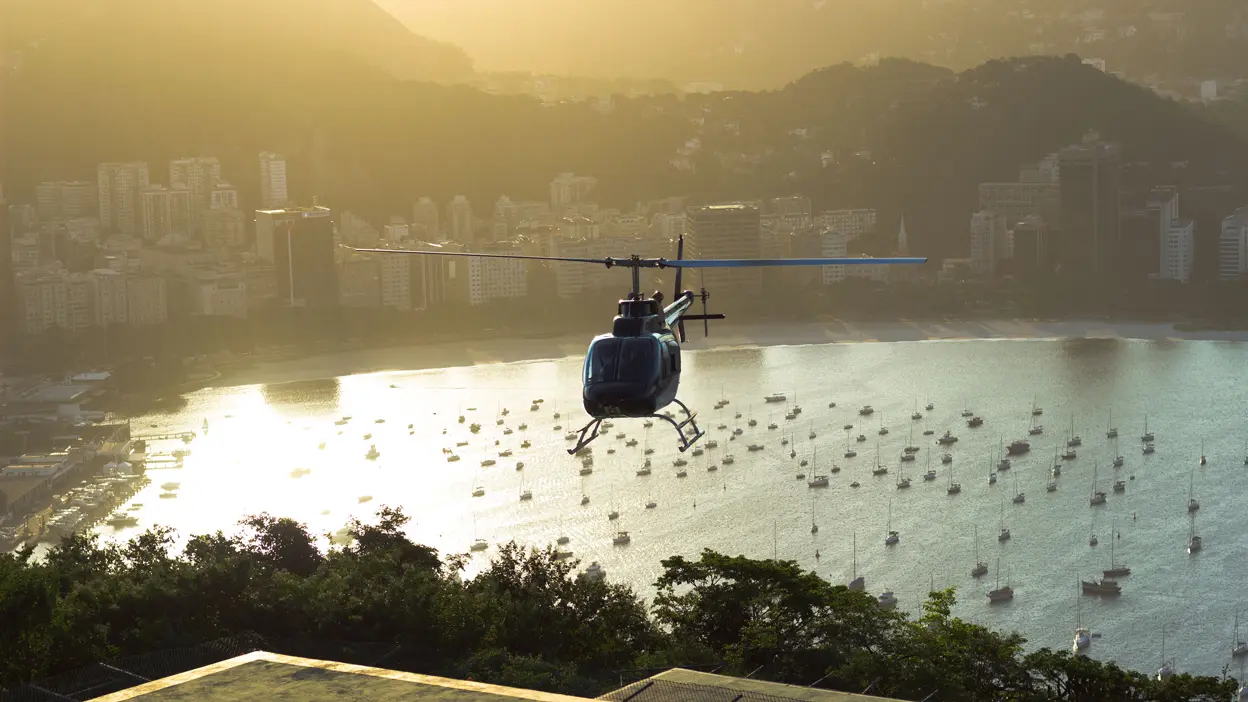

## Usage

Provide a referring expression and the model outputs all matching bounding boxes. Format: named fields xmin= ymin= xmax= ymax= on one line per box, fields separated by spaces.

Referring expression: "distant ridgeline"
xmin=3 ymin=0 xmax=1248 ymax=265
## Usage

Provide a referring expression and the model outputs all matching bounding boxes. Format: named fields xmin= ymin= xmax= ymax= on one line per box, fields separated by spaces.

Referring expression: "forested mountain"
xmin=381 ymin=0 xmax=1248 ymax=90
xmin=4 ymin=2 xmax=1247 ymax=262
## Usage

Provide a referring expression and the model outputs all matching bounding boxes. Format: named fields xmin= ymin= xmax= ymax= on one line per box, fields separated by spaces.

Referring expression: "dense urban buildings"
xmin=686 ymin=204 xmax=764 ymax=296
xmin=266 ymin=207 xmax=338 ymax=309
xmin=1056 ymin=135 xmax=1122 ymax=276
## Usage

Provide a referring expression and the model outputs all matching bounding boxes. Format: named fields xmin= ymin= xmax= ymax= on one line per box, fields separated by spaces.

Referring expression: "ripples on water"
xmin=110 ymin=338 xmax=1248 ymax=678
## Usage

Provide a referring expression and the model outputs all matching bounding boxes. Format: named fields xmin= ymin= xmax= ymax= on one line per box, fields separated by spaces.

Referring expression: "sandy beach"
xmin=209 ymin=319 xmax=1248 ymax=389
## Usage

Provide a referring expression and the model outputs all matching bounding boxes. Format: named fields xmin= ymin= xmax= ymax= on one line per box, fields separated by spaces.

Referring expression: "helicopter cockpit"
xmin=583 ymin=335 xmax=667 ymax=416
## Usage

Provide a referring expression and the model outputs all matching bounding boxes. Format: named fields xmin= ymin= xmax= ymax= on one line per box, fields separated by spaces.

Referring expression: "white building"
xmin=970 ymin=210 xmax=1010 ymax=277
xmin=1218 ymin=208 xmax=1248 ymax=281
xmin=447 ymin=195 xmax=473 ymax=243
xmin=259 ymin=152 xmax=288 ymax=209
xmin=97 ymin=162 xmax=150 ymax=235
xmin=63 ymin=273 xmax=95 ymax=331
xmin=382 ymin=223 xmax=410 ymax=245
xmin=201 ymin=209 xmax=246 ymax=251
xmin=559 ymin=216 xmax=600 ymax=241
xmin=169 ymin=156 xmax=222 ymax=209
xmin=819 ymin=231 xmax=848 ymax=284
xmin=550 ymin=173 xmax=598 ymax=211
xmin=1159 ymin=219 xmax=1195 ymax=283
xmin=819 ymin=209 xmax=877 ymax=240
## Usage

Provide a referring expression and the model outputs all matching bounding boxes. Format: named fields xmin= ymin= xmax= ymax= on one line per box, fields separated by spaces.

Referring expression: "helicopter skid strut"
xmin=566 ymin=399 xmax=705 ymax=455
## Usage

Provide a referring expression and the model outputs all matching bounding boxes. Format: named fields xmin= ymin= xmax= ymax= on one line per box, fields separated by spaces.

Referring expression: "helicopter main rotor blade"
xmin=355 ymin=248 xmax=614 ymax=266
xmin=661 ymin=257 xmax=927 ymax=268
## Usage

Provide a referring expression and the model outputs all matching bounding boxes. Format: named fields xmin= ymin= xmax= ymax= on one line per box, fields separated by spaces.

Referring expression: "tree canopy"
xmin=0 ymin=509 xmax=1237 ymax=701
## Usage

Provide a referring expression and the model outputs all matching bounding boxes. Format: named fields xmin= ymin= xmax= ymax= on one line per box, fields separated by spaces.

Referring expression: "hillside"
xmin=380 ymin=0 xmax=1248 ymax=91
xmin=0 ymin=0 xmax=474 ymax=83
xmin=5 ymin=35 xmax=1247 ymax=263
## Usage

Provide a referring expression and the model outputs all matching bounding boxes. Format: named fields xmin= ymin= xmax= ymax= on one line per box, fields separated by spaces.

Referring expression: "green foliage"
xmin=0 ymin=516 xmax=1237 ymax=701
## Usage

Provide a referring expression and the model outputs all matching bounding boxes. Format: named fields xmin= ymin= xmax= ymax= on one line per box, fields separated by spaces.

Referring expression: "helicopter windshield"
xmin=586 ymin=337 xmax=660 ymax=385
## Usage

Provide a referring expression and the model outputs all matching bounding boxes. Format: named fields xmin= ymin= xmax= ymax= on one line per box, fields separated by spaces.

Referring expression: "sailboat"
xmin=1111 ymin=436 xmax=1124 ymax=468
xmin=923 ymin=449 xmax=937 ymax=481
xmin=947 ymin=459 xmax=961 ymax=494
xmin=1200 ymin=438 xmax=1207 ymax=466
xmin=1067 ymin=413 xmax=1082 ymax=447
xmin=911 ymin=400 xmax=922 ymax=421
xmin=1188 ymin=471 xmax=1200 ymax=512
xmin=1032 ymin=395 xmax=1043 ymax=416
xmin=1089 ymin=462 xmax=1106 ymax=506
xmin=1157 ymin=630 xmax=1175 ymax=680
xmin=971 ymin=525 xmax=988 ymax=577
xmin=895 ymin=459 xmax=911 ymax=489
xmin=997 ymin=499 xmax=1011 ymax=541
xmin=1141 ymin=415 xmax=1155 ymax=443
xmin=810 ymin=497 xmax=819 ymax=534
xmin=1188 ymin=517 xmax=1203 ymax=553
xmin=1012 ymin=473 xmax=1025 ymax=504
xmin=470 ymin=516 xmax=488 ymax=552
xmin=848 ymin=532 xmax=865 ymax=590
xmin=987 ymin=558 xmax=1014 ymax=602
xmin=1073 ymin=587 xmax=1091 ymax=652
xmin=1106 ymin=409 xmax=1118 ymax=439
xmin=1234 ymin=612 xmax=1248 ymax=658
xmin=884 ymin=501 xmax=899 ymax=545
xmin=1103 ymin=522 xmax=1130 ymax=577
xmin=518 ymin=473 xmax=533 ymax=501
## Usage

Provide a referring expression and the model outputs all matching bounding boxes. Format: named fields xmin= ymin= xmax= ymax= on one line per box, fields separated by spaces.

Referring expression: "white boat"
xmin=471 ymin=486 xmax=485 ymax=497
xmin=636 ymin=465 xmax=651 ymax=476
xmin=612 ymin=530 xmax=631 ymax=545
xmin=470 ymin=539 xmax=488 ymax=552
xmin=858 ymin=405 xmax=874 ymax=415
xmin=357 ymin=495 xmax=373 ymax=504
xmin=938 ymin=431 xmax=958 ymax=445
xmin=159 ymin=491 xmax=177 ymax=499
xmin=877 ymin=590 xmax=898 ymax=609
xmin=971 ymin=525 xmax=988 ymax=577
xmin=1232 ymin=612 xmax=1248 ymax=658
xmin=764 ymin=393 xmax=787 ymax=403
xmin=997 ymin=501 xmax=1011 ymax=541
xmin=480 ymin=458 xmax=496 ymax=467
xmin=159 ymin=482 xmax=180 ymax=491
xmin=105 ymin=511 xmax=139 ymax=527
xmin=1189 ymin=524 xmax=1203 ymax=553
xmin=808 ymin=475 xmax=829 ymax=488
xmin=583 ymin=562 xmax=606 ymax=581
xmin=1106 ymin=409 xmax=1118 ymax=438
xmin=1073 ymin=627 xmax=1091 ymax=651
xmin=1188 ymin=471 xmax=1200 ymax=512
xmin=519 ymin=489 xmax=532 ymax=501
xmin=722 ymin=455 xmax=735 ymax=464
xmin=1143 ymin=443 xmax=1155 ymax=454
xmin=608 ymin=510 xmax=619 ymax=520
xmin=365 ymin=445 xmax=380 ymax=460
xmin=947 ymin=460 xmax=961 ymax=494
xmin=1141 ymin=415 xmax=1155 ymax=443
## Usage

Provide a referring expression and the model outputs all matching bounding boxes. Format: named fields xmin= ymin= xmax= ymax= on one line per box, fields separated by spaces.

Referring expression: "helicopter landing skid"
xmin=566 ymin=400 xmax=705 ymax=455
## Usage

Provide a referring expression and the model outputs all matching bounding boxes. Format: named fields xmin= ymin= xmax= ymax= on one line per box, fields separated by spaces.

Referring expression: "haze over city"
xmin=4 ymin=1 xmax=1248 ymax=700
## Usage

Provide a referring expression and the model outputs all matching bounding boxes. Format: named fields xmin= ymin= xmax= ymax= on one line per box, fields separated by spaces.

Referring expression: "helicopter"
xmin=359 ymin=236 xmax=923 ymax=454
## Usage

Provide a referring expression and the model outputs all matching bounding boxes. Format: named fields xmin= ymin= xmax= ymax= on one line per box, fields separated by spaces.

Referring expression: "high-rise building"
xmin=97 ymin=162 xmax=151 ymax=234
xmin=265 ymin=207 xmax=337 ymax=308
xmin=447 ymin=195 xmax=473 ymax=242
xmin=550 ymin=173 xmax=598 ymax=211
xmin=15 ymin=271 xmax=67 ymax=335
xmin=970 ymin=210 xmax=1010 ymax=277
xmin=35 ymin=181 xmax=97 ymax=221
xmin=92 ymin=269 xmax=128 ymax=326
xmin=820 ymin=231 xmax=848 ymax=285
xmin=686 ymin=204 xmax=763 ymax=295
xmin=1159 ymin=220 xmax=1195 ymax=283
xmin=1219 ymin=207 xmax=1248 ymax=281
xmin=977 ymin=182 xmax=1060 ymax=225
xmin=140 ymin=185 xmax=194 ymax=242
xmin=169 ymin=157 xmax=222 ymax=210
xmin=460 ymin=242 xmax=527 ymax=305
xmin=412 ymin=197 xmax=440 ymax=239
xmin=770 ymin=195 xmax=812 ymax=230
xmin=209 ymin=183 xmax=240 ymax=211
xmin=202 ymin=209 xmax=247 ymax=251
xmin=1010 ymin=216 xmax=1048 ymax=277
xmin=378 ymin=249 xmax=414 ymax=311
xmin=259 ymin=152 xmax=288 ymax=209
xmin=819 ymin=209 xmax=877 ymax=240
xmin=1057 ymin=136 xmax=1121 ymax=275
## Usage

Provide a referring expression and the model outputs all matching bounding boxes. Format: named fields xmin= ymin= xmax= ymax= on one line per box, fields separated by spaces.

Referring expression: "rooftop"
xmin=90 ymin=651 xmax=590 ymax=702
xmin=73 ymin=652 xmax=908 ymax=702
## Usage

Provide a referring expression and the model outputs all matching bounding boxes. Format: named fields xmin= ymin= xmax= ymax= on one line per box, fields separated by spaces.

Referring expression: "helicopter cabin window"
xmin=666 ymin=340 xmax=681 ymax=373
xmin=586 ymin=338 xmax=660 ymax=384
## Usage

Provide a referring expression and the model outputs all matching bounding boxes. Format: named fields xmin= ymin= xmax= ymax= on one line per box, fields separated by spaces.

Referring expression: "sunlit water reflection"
xmin=96 ymin=338 xmax=1248 ymax=678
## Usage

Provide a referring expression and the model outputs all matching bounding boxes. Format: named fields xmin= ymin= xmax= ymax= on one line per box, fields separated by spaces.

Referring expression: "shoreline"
xmin=206 ymin=319 xmax=1248 ymax=390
